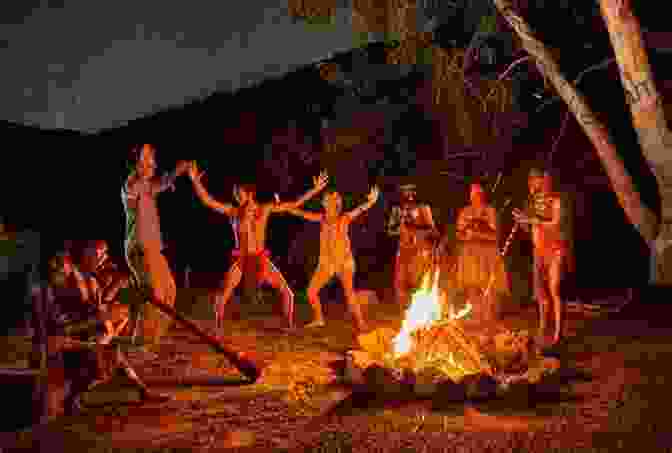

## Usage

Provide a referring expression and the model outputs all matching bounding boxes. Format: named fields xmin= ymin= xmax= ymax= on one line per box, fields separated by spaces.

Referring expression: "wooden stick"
xmin=144 ymin=299 xmax=262 ymax=383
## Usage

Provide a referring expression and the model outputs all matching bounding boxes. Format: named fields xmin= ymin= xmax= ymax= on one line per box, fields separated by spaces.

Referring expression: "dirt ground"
xmin=4 ymin=286 xmax=672 ymax=452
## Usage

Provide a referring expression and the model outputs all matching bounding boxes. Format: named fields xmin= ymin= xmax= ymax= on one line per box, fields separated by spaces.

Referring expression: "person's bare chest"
xmin=321 ymin=218 xmax=349 ymax=244
xmin=238 ymin=206 xmax=269 ymax=235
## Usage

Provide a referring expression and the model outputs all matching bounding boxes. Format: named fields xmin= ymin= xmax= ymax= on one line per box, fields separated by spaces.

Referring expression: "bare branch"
xmin=548 ymin=110 xmax=572 ymax=164
xmin=497 ymin=55 xmax=532 ymax=82
xmin=536 ymin=57 xmax=616 ymax=113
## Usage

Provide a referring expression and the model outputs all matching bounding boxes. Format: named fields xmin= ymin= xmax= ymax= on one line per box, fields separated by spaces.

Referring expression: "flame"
xmin=392 ymin=270 xmax=472 ymax=359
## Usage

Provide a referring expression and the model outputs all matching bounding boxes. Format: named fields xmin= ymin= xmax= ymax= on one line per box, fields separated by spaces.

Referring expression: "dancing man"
xmin=286 ymin=186 xmax=379 ymax=331
xmin=188 ymin=161 xmax=328 ymax=329
xmin=387 ymin=184 xmax=438 ymax=308
xmin=513 ymin=167 xmax=572 ymax=346
xmin=122 ymin=144 xmax=190 ymax=345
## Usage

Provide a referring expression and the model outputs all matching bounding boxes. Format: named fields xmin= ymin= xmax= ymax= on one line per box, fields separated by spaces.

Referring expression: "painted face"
xmin=95 ymin=240 xmax=108 ymax=264
xmin=237 ymin=188 xmax=256 ymax=206
xmin=401 ymin=191 xmax=416 ymax=204
xmin=528 ymin=176 xmax=544 ymax=194
xmin=528 ymin=175 xmax=551 ymax=194
xmin=138 ymin=144 xmax=156 ymax=179
xmin=469 ymin=183 xmax=486 ymax=206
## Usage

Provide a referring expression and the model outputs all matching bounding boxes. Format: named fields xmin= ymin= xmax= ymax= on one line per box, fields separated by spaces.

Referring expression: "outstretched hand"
xmin=176 ymin=160 xmax=191 ymax=176
xmin=313 ymin=170 xmax=329 ymax=191
xmin=368 ymin=186 xmax=380 ymax=204
xmin=188 ymin=161 xmax=205 ymax=182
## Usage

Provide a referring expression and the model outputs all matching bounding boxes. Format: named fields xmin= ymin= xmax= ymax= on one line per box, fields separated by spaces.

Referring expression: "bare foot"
xmin=305 ymin=320 xmax=326 ymax=329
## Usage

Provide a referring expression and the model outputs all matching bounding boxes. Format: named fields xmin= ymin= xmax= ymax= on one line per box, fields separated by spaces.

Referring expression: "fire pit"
xmin=342 ymin=271 xmax=561 ymax=402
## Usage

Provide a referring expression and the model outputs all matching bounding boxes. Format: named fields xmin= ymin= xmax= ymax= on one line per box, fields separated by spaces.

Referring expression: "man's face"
xmin=96 ymin=242 xmax=108 ymax=264
xmin=237 ymin=188 xmax=255 ymax=206
xmin=528 ymin=176 xmax=544 ymax=194
xmin=401 ymin=190 xmax=416 ymax=204
xmin=138 ymin=145 xmax=156 ymax=179
xmin=529 ymin=175 xmax=552 ymax=194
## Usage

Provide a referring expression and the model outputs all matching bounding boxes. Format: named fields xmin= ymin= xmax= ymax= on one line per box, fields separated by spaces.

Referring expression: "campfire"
xmin=343 ymin=270 xmax=561 ymax=400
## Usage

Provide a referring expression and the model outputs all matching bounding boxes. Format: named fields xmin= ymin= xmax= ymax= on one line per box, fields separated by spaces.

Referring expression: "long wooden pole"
xmin=145 ymin=299 xmax=262 ymax=383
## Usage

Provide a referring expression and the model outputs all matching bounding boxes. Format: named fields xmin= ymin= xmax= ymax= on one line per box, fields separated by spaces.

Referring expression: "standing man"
xmin=513 ymin=167 xmax=573 ymax=346
xmin=121 ymin=144 xmax=190 ymax=345
xmin=387 ymin=184 xmax=439 ymax=307
xmin=188 ymin=162 xmax=328 ymax=329
xmin=286 ymin=187 xmax=379 ymax=331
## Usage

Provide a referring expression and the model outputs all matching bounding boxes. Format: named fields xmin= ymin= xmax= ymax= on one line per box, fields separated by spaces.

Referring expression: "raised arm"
xmin=271 ymin=171 xmax=329 ymax=213
xmin=285 ymin=207 xmax=324 ymax=222
xmin=188 ymin=162 xmax=236 ymax=216
xmin=151 ymin=160 xmax=190 ymax=194
xmin=346 ymin=186 xmax=379 ymax=222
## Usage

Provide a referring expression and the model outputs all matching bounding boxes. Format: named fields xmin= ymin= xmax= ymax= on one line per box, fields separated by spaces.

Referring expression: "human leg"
xmin=533 ymin=253 xmax=551 ymax=339
xmin=215 ymin=261 xmax=243 ymax=329
xmin=306 ymin=267 xmax=332 ymax=327
xmin=263 ymin=257 xmax=295 ymax=328
xmin=338 ymin=267 xmax=367 ymax=331
xmin=548 ymin=254 xmax=566 ymax=344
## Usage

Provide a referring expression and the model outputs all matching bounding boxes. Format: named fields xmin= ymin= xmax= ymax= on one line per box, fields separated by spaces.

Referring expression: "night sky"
xmin=0 ymin=0 xmax=362 ymax=132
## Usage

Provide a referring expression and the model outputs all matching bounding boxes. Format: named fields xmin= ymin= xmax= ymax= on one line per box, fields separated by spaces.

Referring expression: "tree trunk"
xmin=491 ymin=0 xmax=660 ymax=250
xmin=598 ymin=0 xmax=672 ymax=284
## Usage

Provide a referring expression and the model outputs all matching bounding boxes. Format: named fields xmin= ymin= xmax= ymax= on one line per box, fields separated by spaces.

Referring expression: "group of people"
xmin=388 ymin=169 xmax=572 ymax=347
xmin=122 ymin=143 xmax=380 ymax=339
xmin=39 ymin=142 xmax=573 ymax=415
xmin=120 ymin=143 xmax=572 ymax=347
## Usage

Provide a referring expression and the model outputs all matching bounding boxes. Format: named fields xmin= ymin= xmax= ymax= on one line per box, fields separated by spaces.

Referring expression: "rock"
xmin=432 ymin=379 xmax=467 ymax=407
xmin=363 ymin=365 xmax=403 ymax=395
xmin=413 ymin=366 xmax=445 ymax=398
xmin=502 ymin=381 xmax=533 ymax=407
xmin=463 ymin=374 xmax=498 ymax=401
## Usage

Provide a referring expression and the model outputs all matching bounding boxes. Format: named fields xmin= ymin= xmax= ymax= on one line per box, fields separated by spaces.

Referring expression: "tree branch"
xmin=497 ymin=55 xmax=532 ymax=81
xmin=536 ymin=57 xmax=616 ymax=113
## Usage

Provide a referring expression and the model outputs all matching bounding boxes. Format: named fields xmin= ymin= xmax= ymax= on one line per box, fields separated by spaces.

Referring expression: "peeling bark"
xmin=491 ymin=0 xmax=660 ymax=248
